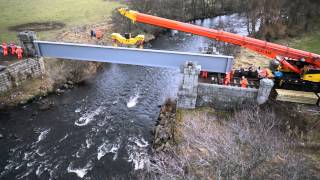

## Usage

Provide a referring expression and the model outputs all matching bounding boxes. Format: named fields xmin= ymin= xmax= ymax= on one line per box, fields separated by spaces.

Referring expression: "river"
xmin=0 ymin=14 xmax=250 ymax=180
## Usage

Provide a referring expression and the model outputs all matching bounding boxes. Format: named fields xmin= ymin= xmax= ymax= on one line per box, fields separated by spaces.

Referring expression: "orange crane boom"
xmin=118 ymin=8 xmax=320 ymax=74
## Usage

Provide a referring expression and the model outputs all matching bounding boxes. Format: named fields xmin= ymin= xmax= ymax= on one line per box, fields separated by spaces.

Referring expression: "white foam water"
xmin=27 ymin=161 xmax=36 ymax=167
xmin=105 ymin=126 xmax=114 ymax=135
xmin=17 ymin=168 xmax=33 ymax=179
xmin=15 ymin=163 xmax=24 ymax=170
xmin=86 ymin=139 xmax=93 ymax=149
xmin=97 ymin=138 xmax=120 ymax=160
xmin=23 ymin=152 xmax=34 ymax=161
xmin=75 ymin=144 xmax=87 ymax=158
xmin=127 ymin=137 xmax=150 ymax=170
xmin=135 ymin=137 xmax=149 ymax=148
xmin=58 ymin=134 xmax=69 ymax=142
xmin=127 ymin=151 xmax=148 ymax=170
xmin=67 ymin=161 xmax=92 ymax=178
xmin=37 ymin=129 xmax=50 ymax=142
xmin=127 ymin=93 xmax=140 ymax=108
xmin=76 ymin=151 xmax=81 ymax=158
xmin=36 ymin=149 xmax=45 ymax=157
xmin=36 ymin=164 xmax=44 ymax=177
xmin=75 ymin=107 xmax=103 ymax=127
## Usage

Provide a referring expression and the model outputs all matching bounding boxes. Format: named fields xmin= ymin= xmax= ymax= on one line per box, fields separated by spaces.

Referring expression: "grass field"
xmin=0 ymin=0 xmax=120 ymax=41
xmin=291 ymin=31 xmax=320 ymax=54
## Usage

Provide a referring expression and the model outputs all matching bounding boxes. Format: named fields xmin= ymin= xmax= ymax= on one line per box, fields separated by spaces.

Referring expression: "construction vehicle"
xmin=111 ymin=33 xmax=145 ymax=48
xmin=118 ymin=8 xmax=320 ymax=93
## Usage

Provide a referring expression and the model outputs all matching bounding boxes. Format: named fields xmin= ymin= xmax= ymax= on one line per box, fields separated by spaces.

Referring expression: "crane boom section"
xmin=119 ymin=8 xmax=320 ymax=68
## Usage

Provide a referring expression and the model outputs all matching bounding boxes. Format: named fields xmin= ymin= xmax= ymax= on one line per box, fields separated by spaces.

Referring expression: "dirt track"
xmin=9 ymin=22 xmax=65 ymax=32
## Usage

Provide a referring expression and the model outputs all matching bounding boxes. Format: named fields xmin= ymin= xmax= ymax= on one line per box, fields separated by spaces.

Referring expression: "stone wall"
xmin=196 ymin=83 xmax=259 ymax=109
xmin=0 ymin=58 xmax=45 ymax=93
xmin=176 ymin=61 xmax=274 ymax=109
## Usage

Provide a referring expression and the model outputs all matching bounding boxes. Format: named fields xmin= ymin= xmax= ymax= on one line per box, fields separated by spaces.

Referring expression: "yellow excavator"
xmin=111 ymin=33 xmax=145 ymax=48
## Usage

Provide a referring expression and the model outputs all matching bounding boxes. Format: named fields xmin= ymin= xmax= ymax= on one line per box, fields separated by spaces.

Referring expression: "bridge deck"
xmin=33 ymin=41 xmax=233 ymax=73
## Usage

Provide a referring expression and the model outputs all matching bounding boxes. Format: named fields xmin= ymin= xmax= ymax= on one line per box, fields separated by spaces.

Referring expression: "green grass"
xmin=289 ymin=31 xmax=320 ymax=54
xmin=0 ymin=0 xmax=120 ymax=41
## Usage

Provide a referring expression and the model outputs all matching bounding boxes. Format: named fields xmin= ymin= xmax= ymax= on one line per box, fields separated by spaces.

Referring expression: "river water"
xmin=0 ymin=14 xmax=249 ymax=179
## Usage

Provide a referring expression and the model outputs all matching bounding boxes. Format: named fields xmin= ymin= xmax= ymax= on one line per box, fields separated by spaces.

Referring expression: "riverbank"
xmin=149 ymin=101 xmax=320 ymax=179
xmin=152 ymin=99 xmax=176 ymax=152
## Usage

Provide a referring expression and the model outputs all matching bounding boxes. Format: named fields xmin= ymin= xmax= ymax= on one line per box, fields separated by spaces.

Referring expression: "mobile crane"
xmin=118 ymin=8 xmax=320 ymax=92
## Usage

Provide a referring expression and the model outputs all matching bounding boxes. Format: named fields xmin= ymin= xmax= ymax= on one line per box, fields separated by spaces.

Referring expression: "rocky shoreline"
xmin=152 ymin=99 xmax=177 ymax=152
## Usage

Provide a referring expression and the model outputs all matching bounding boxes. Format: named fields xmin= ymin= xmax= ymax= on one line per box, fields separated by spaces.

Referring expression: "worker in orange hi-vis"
xmin=224 ymin=72 xmax=231 ymax=86
xmin=10 ymin=42 xmax=16 ymax=55
xmin=95 ymin=29 xmax=104 ymax=40
xmin=201 ymin=71 xmax=208 ymax=79
xmin=230 ymin=69 xmax=235 ymax=81
xmin=259 ymin=68 xmax=274 ymax=79
xmin=15 ymin=46 xmax=23 ymax=60
xmin=241 ymin=76 xmax=248 ymax=88
xmin=204 ymin=71 xmax=208 ymax=78
xmin=1 ymin=42 xmax=8 ymax=56
xmin=200 ymin=71 xmax=204 ymax=78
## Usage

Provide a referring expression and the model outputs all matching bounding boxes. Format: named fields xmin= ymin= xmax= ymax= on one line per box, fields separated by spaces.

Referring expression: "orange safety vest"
xmin=10 ymin=43 xmax=15 ymax=55
xmin=2 ymin=43 xmax=8 ymax=56
xmin=241 ymin=78 xmax=248 ymax=88
xmin=224 ymin=73 xmax=231 ymax=85
xmin=201 ymin=71 xmax=208 ymax=78
xmin=16 ymin=48 xmax=23 ymax=59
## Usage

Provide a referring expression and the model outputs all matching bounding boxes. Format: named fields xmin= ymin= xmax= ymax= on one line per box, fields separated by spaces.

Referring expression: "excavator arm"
xmin=118 ymin=8 xmax=320 ymax=74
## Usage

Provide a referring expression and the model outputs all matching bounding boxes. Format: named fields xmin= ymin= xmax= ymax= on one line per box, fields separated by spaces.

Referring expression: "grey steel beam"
xmin=33 ymin=41 xmax=233 ymax=73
